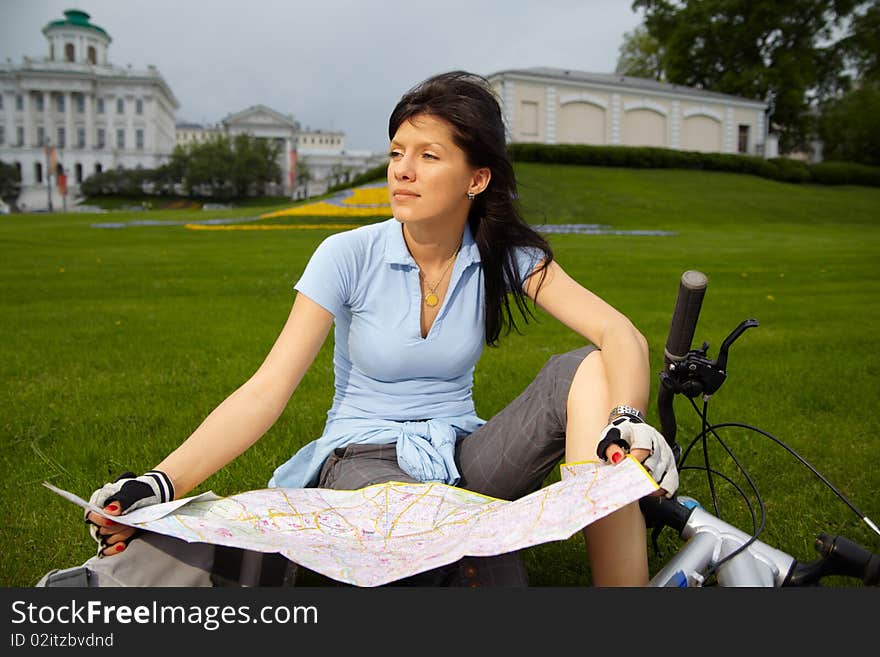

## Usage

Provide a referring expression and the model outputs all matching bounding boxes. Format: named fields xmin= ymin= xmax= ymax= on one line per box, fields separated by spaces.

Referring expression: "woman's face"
xmin=387 ymin=113 xmax=488 ymax=227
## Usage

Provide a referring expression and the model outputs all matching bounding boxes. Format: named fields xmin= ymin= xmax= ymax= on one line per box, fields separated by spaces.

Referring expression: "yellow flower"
xmin=342 ymin=187 xmax=390 ymax=206
xmin=185 ymin=223 xmax=361 ymax=231
xmin=262 ymin=203 xmax=391 ymax=218
xmin=260 ymin=184 xmax=391 ymax=219
xmin=766 ymin=295 xmax=775 ymax=301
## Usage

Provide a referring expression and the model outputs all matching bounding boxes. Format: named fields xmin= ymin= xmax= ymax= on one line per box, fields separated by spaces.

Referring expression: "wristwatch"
xmin=608 ymin=405 xmax=645 ymax=424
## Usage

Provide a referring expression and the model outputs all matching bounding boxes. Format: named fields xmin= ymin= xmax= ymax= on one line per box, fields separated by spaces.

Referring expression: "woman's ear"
xmin=468 ymin=167 xmax=491 ymax=196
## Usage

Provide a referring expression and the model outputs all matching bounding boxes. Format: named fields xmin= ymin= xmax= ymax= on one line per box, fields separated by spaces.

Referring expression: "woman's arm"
xmin=524 ymin=260 xmax=650 ymax=413
xmin=153 ymin=292 xmax=334 ymax=497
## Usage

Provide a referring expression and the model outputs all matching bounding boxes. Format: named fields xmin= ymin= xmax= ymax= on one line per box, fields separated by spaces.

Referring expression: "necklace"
xmin=418 ymin=243 xmax=461 ymax=307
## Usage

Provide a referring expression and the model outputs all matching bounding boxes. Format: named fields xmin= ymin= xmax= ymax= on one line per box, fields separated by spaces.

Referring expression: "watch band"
xmin=608 ymin=405 xmax=645 ymax=424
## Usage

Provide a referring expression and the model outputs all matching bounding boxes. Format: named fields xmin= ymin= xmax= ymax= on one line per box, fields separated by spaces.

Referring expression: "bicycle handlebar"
xmin=786 ymin=534 xmax=880 ymax=586
xmin=658 ymin=270 xmax=707 ymax=447
xmin=664 ymin=270 xmax=708 ymax=363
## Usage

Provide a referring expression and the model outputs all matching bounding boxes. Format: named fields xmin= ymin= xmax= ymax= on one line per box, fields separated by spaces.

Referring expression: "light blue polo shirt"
xmin=268 ymin=217 xmax=539 ymax=489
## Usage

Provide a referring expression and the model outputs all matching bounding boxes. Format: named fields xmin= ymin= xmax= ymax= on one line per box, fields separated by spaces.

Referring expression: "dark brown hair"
xmin=389 ymin=71 xmax=553 ymax=346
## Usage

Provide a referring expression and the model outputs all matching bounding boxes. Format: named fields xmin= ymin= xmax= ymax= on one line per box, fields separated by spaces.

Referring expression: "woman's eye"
xmin=422 ymin=153 xmax=438 ymax=160
xmin=388 ymin=150 xmax=402 ymax=158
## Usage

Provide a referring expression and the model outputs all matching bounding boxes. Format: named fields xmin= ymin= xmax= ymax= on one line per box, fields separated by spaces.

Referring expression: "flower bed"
xmin=261 ymin=183 xmax=391 ymax=219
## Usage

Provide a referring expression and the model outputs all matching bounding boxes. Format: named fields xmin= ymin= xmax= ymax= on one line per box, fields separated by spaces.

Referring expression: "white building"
xmin=0 ymin=9 xmax=179 ymax=210
xmin=175 ymin=121 xmax=220 ymax=147
xmin=488 ymin=68 xmax=774 ymax=157
xmin=176 ymin=106 xmax=384 ymax=198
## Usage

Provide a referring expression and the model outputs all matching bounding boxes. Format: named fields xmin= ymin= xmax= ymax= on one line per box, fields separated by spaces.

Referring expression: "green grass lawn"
xmin=2 ymin=164 xmax=878 ymax=587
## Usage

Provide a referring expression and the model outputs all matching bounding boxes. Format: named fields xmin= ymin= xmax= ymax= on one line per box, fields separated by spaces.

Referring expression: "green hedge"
xmin=507 ymin=143 xmax=880 ymax=187
xmin=326 ymin=163 xmax=387 ymax=194
xmin=810 ymin=161 xmax=880 ymax=186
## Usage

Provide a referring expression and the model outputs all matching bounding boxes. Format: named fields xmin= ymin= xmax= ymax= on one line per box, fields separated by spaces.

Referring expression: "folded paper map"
xmin=45 ymin=457 xmax=657 ymax=587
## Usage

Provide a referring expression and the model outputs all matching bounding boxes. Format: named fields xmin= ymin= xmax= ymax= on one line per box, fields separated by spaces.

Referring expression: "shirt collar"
xmin=384 ymin=217 xmax=481 ymax=267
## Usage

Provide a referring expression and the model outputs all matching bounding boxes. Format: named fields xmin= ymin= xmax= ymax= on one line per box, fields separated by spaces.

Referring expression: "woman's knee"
xmin=536 ymin=346 xmax=599 ymax=407
xmin=541 ymin=346 xmax=597 ymax=382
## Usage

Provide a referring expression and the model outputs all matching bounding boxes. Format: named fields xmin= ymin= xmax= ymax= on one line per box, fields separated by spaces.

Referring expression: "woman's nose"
xmin=393 ymin=155 xmax=415 ymax=181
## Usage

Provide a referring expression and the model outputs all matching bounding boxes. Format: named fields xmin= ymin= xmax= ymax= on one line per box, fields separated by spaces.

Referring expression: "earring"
xmin=467 ymin=192 xmax=475 ymax=200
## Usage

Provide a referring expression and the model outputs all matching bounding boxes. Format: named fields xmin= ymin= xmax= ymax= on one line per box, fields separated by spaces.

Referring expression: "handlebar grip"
xmin=664 ymin=270 xmax=708 ymax=363
xmin=816 ymin=534 xmax=880 ymax=586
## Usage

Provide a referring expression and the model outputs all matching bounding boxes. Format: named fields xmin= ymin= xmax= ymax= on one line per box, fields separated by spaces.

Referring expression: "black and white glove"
xmin=88 ymin=470 xmax=175 ymax=513
xmin=597 ymin=417 xmax=679 ymax=498
xmin=86 ymin=470 xmax=175 ymax=551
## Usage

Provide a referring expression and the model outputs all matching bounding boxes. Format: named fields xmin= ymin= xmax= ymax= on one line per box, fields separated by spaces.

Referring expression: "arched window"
xmin=87 ymin=46 xmax=96 ymax=65
xmin=95 ymin=163 xmax=103 ymax=174
xmin=65 ymin=43 xmax=75 ymax=62
xmin=35 ymin=162 xmax=43 ymax=183
xmin=75 ymin=163 xmax=83 ymax=183
xmin=14 ymin=162 xmax=22 ymax=178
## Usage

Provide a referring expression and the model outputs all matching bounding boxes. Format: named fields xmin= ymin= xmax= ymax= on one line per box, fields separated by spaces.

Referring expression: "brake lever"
xmin=715 ymin=319 xmax=759 ymax=373
xmin=662 ymin=318 xmax=758 ymax=399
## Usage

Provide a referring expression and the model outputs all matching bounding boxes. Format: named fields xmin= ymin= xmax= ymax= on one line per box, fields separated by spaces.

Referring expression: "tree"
xmin=815 ymin=1 xmax=880 ymax=163
xmin=0 ymin=160 xmax=22 ymax=206
xmin=819 ymin=81 xmax=880 ymax=164
xmin=615 ymin=25 xmax=666 ymax=80
xmin=632 ymin=0 xmax=862 ymax=153
xmin=229 ymin=134 xmax=281 ymax=197
xmin=295 ymin=159 xmax=313 ymax=198
xmin=838 ymin=0 xmax=880 ymax=83
xmin=183 ymin=135 xmax=236 ymax=198
xmin=79 ymin=134 xmax=284 ymax=200
xmin=180 ymin=134 xmax=281 ymax=198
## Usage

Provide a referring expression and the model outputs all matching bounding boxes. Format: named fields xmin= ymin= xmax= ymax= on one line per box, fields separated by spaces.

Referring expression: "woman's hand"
xmin=87 ymin=503 xmax=137 ymax=557
xmin=598 ymin=419 xmax=679 ymax=498
xmin=85 ymin=470 xmax=174 ymax=557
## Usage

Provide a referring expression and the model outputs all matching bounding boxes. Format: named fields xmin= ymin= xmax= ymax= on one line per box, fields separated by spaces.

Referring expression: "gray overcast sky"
xmin=0 ymin=0 xmax=643 ymax=152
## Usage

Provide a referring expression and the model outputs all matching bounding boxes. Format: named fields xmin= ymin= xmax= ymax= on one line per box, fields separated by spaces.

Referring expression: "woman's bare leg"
xmin=565 ymin=349 xmax=649 ymax=586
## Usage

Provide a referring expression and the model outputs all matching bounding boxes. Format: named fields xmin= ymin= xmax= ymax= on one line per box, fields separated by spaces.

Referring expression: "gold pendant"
xmin=425 ymin=293 xmax=439 ymax=307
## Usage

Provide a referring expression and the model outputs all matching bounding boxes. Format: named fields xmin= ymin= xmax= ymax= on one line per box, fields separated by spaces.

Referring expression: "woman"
xmin=47 ymin=71 xmax=677 ymax=587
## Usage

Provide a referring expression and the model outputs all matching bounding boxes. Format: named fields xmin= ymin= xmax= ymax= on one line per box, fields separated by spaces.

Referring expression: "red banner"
xmin=58 ymin=173 xmax=68 ymax=196
xmin=288 ymin=148 xmax=297 ymax=191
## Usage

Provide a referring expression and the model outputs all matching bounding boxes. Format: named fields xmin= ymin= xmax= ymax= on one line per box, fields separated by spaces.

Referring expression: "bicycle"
xmin=639 ymin=270 xmax=880 ymax=587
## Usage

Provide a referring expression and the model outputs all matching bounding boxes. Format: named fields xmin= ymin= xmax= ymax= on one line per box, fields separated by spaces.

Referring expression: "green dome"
xmin=44 ymin=9 xmax=111 ymax=40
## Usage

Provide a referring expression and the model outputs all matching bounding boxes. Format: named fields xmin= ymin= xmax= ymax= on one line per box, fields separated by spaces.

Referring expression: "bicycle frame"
xmin=648 ymin=497 xmax=795 ymax=587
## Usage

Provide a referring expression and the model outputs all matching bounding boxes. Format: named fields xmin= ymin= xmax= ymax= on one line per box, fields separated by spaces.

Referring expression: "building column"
xmin=127 ymin=96 xmax=134 ymax=163
xmin=148 ymin=96 xmax=157 ymax=161
xmin=756 ymin=109 xmax=764 ymax=157
xmin=65 ymin=91 xmax=74 ymax=153
xmin=284 ymin=137 xmax=292 ymax=195
xmin=670 ymin=100 xmax=681 ymax=150
xmin=545 ymin=86 xmax=556 ymax=145
xmin=3 ymin=90 xmax=13 ymax=147
xmin=501 ymin=79 xmax=514 ymax=140
xmin=610 ymin=94 xmax=621 ymax=145
xmin=22 ymin=92 xmax=32 ymax=185
xmin=724 ymin=107 xmax=735 ymax=153
xmin=43 ymin=92 xmax=51 ymax=144
xmin=42 ymin=92 xmax=54 ymax=207
xmin=85 ymin=88 xmax=94 ymax=148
